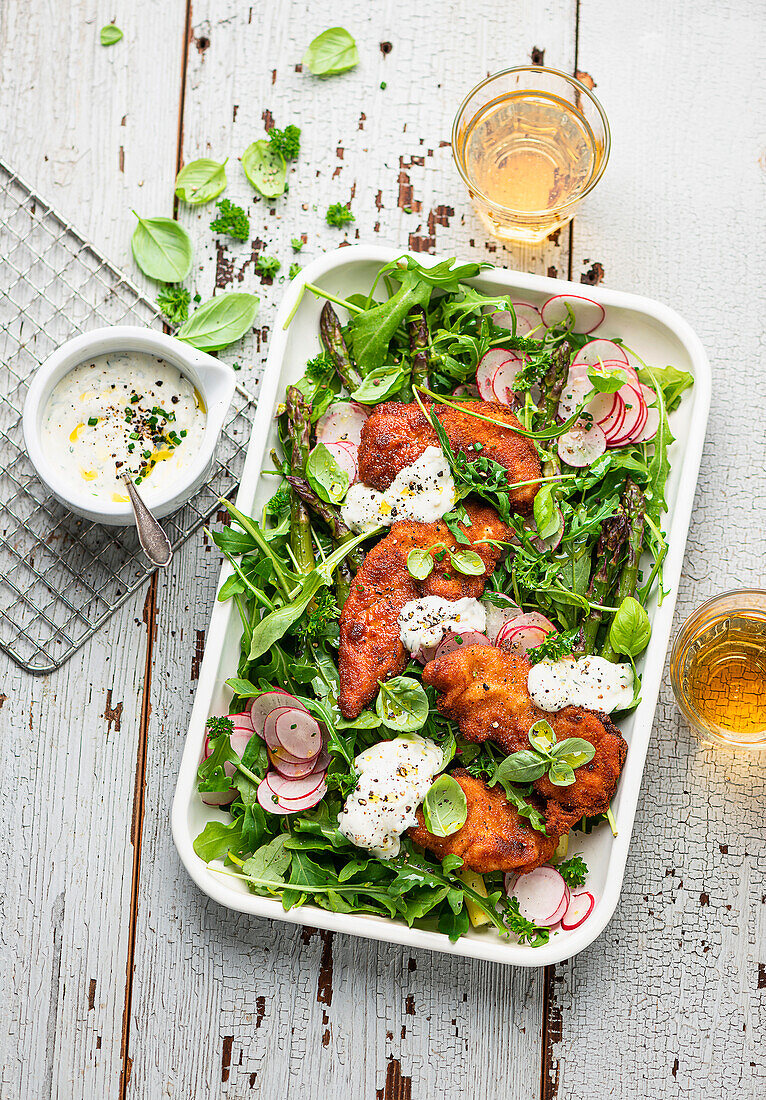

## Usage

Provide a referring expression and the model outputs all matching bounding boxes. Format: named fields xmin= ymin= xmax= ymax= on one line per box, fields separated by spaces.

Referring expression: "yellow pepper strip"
xmin=458 ymin=868 xmax=492 ymax=928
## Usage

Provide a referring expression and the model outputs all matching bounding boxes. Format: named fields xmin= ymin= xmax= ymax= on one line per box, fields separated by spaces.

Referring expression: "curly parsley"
xmin=255 ymin=254 xmax=281 ymax=278
xmin=210 ymin=198 xmax=250 ymax=241
xmin=503 ymin=896 xmax=550 ymax=947
xmin=557 ymin=856 xmax=589 ymax=888
xmin=268 ymin=124 xmax=301 ymax=160
xmin=157 ymin=284 xmax=190 ymax=324
xmin=325 ymin=202 xmax=354 ymax=228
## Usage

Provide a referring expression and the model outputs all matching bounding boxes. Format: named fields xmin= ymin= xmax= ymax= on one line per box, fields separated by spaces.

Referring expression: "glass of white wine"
xmin=452 ymin=66 xmax=611 ymax=244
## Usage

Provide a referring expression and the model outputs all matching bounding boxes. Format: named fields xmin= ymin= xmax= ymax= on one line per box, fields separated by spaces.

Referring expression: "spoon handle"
xmin=121 ymin=475 xmax=173 ymax=567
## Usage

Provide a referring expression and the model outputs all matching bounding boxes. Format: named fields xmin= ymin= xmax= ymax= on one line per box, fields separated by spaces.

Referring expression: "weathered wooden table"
xmin=1 ymin=2 xmax=764 ymax=1097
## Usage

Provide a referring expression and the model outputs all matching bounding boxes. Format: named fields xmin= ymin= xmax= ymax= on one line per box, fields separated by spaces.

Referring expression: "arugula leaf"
xmin=388 ymin=256 xmax=485 ymax=293
xmin=533 ymin=485 xmax=559 ymax=540
xmin=642 ymin=370 xmax=673 ymax=527
xmin=349 ymin=271 xmax=432 ymax=372
xmin=307 ymin=443 xmax=349 ymax=504
xmin=175 ymin=158 xmax=228 ymax=204
xmin=193 ymin=818 xmax=243 ymax=862
xmin=587 ymin=364 xmax=628 ymax=393
xmin=242 ymin=140 xmax=287 ymax=198
xmin=422 ymin=774 xmax=468 ymax=837
xmin=303 ymin=27 xmax=360 ymax=76
xmin=375 ymin=677 xmax=429 ymax=731
xmin=243 ymin=834 xmax=292 ymax=887
xmin=131 ymin=213 xmax=192 ymax=283
xmin=637 ymin=364 xmax=693 ymax=411
xmin=607 ymin=595 xmax=651 ymax=657
xmin=176 ymin=292 xmax=259 ymax=352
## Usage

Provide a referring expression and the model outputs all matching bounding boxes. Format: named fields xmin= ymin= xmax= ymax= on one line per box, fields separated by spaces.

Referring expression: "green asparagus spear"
xmin=538 ymin=341 xmax=571 ymax=479
xmin=601 ymin=480 xmax=646 ymax=660
xmin=285 ymin=386 xmax=315 ymax=576
xmin=409 ymin=306 xmax=431 ymax=392
xmin=320 ymin=302 xmax=362 ymax=391
xmin=580 ymin=507 xmax=629 ymax=653
xmin=286 ymin=474 xmax=363 ymax=573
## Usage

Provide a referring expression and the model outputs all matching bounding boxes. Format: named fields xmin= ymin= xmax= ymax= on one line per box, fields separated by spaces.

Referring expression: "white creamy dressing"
xmin=41 ymin=352 xmax=206 ymax=501
xmin=341 ymin=447 xmax=457 ymax=533
xmin=528 ymin=655 xmax=634 ymax=713
xmin=337 ymin=735 xmax=444 ymax=858
xmin=398 ymin=596 xmax=486 ymax=654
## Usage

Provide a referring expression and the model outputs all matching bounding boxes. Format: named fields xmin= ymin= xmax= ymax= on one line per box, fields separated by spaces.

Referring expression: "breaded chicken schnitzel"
xmin=422 ymin=644 xmax=627 ymax=827
xmin=338 ymin=501 xmax=509 ymax=718
xmin=407 ymin=769 xmax=558 ymax=873
xmin=357 ymin=400 xmax=541 ymax=513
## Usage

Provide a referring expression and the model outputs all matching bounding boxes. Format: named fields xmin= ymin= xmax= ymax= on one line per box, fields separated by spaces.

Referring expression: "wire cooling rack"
xmin=0 ymin=159 xmax=257 ymax=674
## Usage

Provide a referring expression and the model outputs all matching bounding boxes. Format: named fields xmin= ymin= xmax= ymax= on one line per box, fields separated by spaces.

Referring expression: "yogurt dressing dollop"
xmin=528 ymin=655 xmax=634 ymax=713
xmin=341 ymin=447 xmax=457 ymax=533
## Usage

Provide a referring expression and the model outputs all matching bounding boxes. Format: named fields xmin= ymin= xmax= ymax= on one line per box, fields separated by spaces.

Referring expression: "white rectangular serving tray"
xmin=172 ymin=245 xmax=711 ymax=967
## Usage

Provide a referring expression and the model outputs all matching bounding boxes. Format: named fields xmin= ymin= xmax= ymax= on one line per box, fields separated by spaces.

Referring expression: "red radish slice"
xmin=635 ymin=406 xmax=660 ymax=442
xmin=639 ymin=382 xmax=657 ymax=406
xmin=262 ymin=707 xmax=295 ymax=752
xmin=483 ymin=595 xmax=522 ymax=644
xmin=269 ymin=754 xmax=320 ymax=779
xmin=572 ymin=339 xmax=629 ymax=367
xmin=269 ymin=741 xmax=320 ymax=766
xmin=504 ymin=871 xmax=518 ymax=896
xmin=546 ymin=884 xmax=572 ymax=927
xmin=230 ymin=726 xmax=252 ymax=760
xmin=435 ymin=630 xmax=492 ymax=659
xmin=312 ymin=745 xmax=331 ymax=772
xmin=513 ymin=866 xmax=569 ymax=924
xmin=273 ymin=708 xmax=322 ymax=759
xmin=477 ymin=348 xmax=516 ymax=401
xmin=453 ymin=383 xmax=480 ymax=398
xmin=228 ymin=711 xmax=254 ymax=734
xmin=492 ymin=302 xmax=542 ymax=336
xmin=249 ymin=692 xmax=308 ymax=736
xmin=257 ymin=777 xmax=297 ymax=814
xmin=541 ymin=294 xmax=605 ymax=334
xmin=606 ymin=383 xmax=645 ymax=444
xmin=315 ymin=401 xmax=368 ymax=447
xmin=201 ymin=788 xmax=237 ymax=807
xmin=589 ymin=391 xmax=625 ymax=438
xmin=323 ymin=440 xmax=358 ymax=483
xmin=489 ymin=353 xmax=524 ymax=405
xmin=267 ymin=769 xmax=326 ymax=801
xmin=557 ymin=421 xmax=607 ymax=466
xmin=558 ymin=374 xmax=594 ymax=420
xmin=498 ymin=625 xmax=549 ymax=654
xmin=276 ymin=779 xmax=327 ymax=812
xmin=561 ymin=891 xmax=595 ymax=930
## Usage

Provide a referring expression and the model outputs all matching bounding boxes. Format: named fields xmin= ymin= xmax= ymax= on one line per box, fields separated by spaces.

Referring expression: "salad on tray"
xmin=192 ymin=256 xmax=692 ymax=946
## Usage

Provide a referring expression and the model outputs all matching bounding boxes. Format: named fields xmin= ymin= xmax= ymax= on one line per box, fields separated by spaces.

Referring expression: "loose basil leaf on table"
xmin=375 ymin=676 xmax=429 ymax=732
xmin=406 ymin=547 xmax=434 ymax=580
xmin=175 ymin=157 xmax=228 ymax=204
xmin=607 ymin=595 xmax=651 ymax=657
xmin=306 ymin=443 xmax=349 ymax=504
xmin=449 ymin=548 xmax=485 ymax=576
xmin=100 ymin=24 xmax=123 ymax=46
xmin=422 ymin=774 xmax=468 ymax=837
xmin=302 ymin=27 xmax=359 ymax=76
xmin=242 ymin=140 xmax=287 ymax=198
xmin=131 ymin=213 xmax=192 ymax=282
xmin=176 ymin=292 xmax=259 ymax=352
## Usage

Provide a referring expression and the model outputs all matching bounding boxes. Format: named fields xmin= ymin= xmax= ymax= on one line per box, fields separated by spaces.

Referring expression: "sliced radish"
xmin=268 ymin=751 xmax=320 ymax=779
xmin=557 ymin=421 xmax=607 ymax=466
xmin=561 ymin=891 xmax=595 ymax=930
xmin=275 ymin=779 xmax=327 ymax=812
xmin=492 ymin=301 xmax=542 ymax=336
xmin=434 ymin=630 xmax=492 ymax=659
xmin=546 ymin=885 xmax=572 ymax=927
xmin=490 ymin=354 xmax=525 ymax=405
xmin=453 ymin=383 xmax=480 ymax=398
xmin=541 ymin=294 xmax=605 ymax=334
xmin=504 ymin=871 xmax=518 ymax=896
xmin=635 ymin=406 xmax=660 ymax=442
xmin=608 ymin=383 xmax=645 ymax=443
xmin=230 ymin=726 xmax=252 ymax=760
xmin=257 ymin=777 xmax=296 ymax=814
xmin=312 ymin=745 xmax=331 ymax=772
xmin=497 ymin=612 xmax=556 ymax=654
xmin=477 ymin=348 xmax=516 ymax=401
xmin=639 ymin=382 xmax=657 ymax=406
xmin=589 ymin=391 xmax=625 ymax=437
xmin=267 ymin=769 xmax=327 ymax=801
xmin=323 ymin=440 xmax=358 ymax=484
xmin=482 ymin=595 xmax=522 ymax=644
xmin=273 ymin=708 xmax=322 ymax=759
xmin=315 ymin=401 xmax=368 ymax=447
xmin=268 ymin=741 xmax=319 ymax=766
xmin=572 ymin=339 xmax=628 ymax=367
xmin=228 ymin=711 xmax=254 ymax=734
xmin=558 ymin=374 xmax=594 ymax=420
xmin=249 ymin=692 xmax=308 ymax=736
xmin=200 ymin=788 xmax=237 ymax=807
xmin=262 ymin=706 xmax=295 ymax=752
xmin=513 ymin=866 xmax=569 ymax=925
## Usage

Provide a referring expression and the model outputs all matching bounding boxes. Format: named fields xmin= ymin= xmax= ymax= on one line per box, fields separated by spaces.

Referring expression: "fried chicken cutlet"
xmin=338 ymin=501 xmax=509 ymax=718
xmin=408 ymin=769 xmax=558 ymax=874
xmin=357 ymin=400 xmax=541 ymax=513
xmin=422 ymin=644 xmax=627 ymax=827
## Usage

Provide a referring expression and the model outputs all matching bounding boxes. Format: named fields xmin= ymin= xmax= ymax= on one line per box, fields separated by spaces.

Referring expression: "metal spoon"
xmin=120 ymin=472 xmax=173 ymax=567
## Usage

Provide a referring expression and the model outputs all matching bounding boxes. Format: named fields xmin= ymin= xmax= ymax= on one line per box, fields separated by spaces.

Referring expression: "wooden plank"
xmin=126 ymin=2 xmax=576 ymax=1097
xmin=0 ymin=3 xmax=187 ymax=1097
xmin=545 ymin=2 xmax=766 ymax=1097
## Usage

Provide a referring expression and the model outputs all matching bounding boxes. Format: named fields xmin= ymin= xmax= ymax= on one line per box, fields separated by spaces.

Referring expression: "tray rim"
xmin=171 ymin=244 xmax=711 ymax=967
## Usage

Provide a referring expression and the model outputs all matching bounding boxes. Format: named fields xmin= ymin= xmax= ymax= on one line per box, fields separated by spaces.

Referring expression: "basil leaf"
xmin=100 ymin=24 xmax=123 ymax=46
xmin=449 ymin=549 xmax=485 ymax=576
xmin=528 ymin=719 xmax=555 ymax=754
xmin=175 ymin=158 xmax=228 ymax=204
xmin=551 ymin=737 xmax=596 ymax=769
xmin=533 ymin=486 xmax=559 ymax=541
xmin=492 ymin=749 xmax=547 ymax=785
xmin=302 ymin=27 xmax=359 ymax=76
xmin=407 ymin=547 xmax=434 ymax=580
xmin=307 ymin=442 xmax=349 ymax=504
xmin=636 ymin=363 xmax=693 ymax=412
xmin=131 ymin=214 xmax=192 ymax=283
xmin=607 ymin=595 xmax=651 ymax=657
xmin=242 ymin=140 xmax=287 ymax=198
xmin=193 ymin=817 xmax=242 ymax=862
xmin=375 ymin=676 xmax=429 ymax=731
xmin=176 ymin=291 xmax=259 ymax=352
xmin=352 ymin=364 xmax=407 ymax=403
xmin=422 ymin=775 xmax=468 ymax=837
xmin=548 ymin=760 xmax=576 ymax=787
xmin=587 ymin=364 xmax=628 ymax=393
